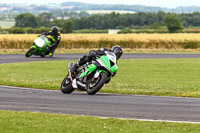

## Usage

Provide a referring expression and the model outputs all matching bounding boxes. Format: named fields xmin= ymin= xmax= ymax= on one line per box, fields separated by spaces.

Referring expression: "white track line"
xmin=98 ymin=116 xmax=200 ymax=124
xmin=0 ymin=85 xmax=58 ymax=91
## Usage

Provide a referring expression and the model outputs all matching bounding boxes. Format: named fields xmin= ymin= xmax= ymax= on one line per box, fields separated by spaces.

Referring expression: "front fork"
xmin=68 ymin=62 xmax=74 ymax=82
xmin=91 ymin=70 xmax=109 ymax=82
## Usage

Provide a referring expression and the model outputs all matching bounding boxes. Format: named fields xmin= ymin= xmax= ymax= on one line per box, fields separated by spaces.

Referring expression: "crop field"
xmin=0 ymin=34 xmax=200 ymax=51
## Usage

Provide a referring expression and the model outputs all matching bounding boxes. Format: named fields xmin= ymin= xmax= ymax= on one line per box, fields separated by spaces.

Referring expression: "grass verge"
xmin=0 ymin=59 xmax=200 ymax=97
xmin=1 ymin=48 xmax=200 ymax=54
xmin=0 ymin=110 xmax=199 ymax=133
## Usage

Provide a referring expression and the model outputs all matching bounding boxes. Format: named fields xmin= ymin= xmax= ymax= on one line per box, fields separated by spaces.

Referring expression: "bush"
xmin=8 ymin=27 xmax=27 ymax=34
xmin=118 ymin=28 xmax=133 ymax=34
xmin=163 ymin=15 xmax=183 ymax=33
xmin=73 ymin=29 xmax=108 ymax=34
xmin=4 ymin=27 xmax=54 ymax=34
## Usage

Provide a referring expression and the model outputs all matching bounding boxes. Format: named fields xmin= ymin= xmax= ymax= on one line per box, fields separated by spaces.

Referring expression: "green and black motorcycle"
xmin=61 ymin=51 xmax=118 ymax=95
xmin=25 ymin=35 xmax=52 ymax=57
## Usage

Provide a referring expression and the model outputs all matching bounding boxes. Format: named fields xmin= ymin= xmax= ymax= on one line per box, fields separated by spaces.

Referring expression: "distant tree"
xmin=78 ymin=11 xmax=90 ymax=18
xmin=163 ymin=14 xmax=183 ymax=32
xmin=37 ymin=12 xmax=52 ymax=27
xmin=150 ymin=22 xmax=161 ymax=29
xmin=50 ymin=19 xmax=64 ymax=27
xmin=62 ymin=20 xmax=74 ymax=33
xmin=182 ymin=20 xmax=189 ymax=27
xmin=15 ymin=13 xmax=38 ymax=28
xmin=8 ymin=12 xmax=19 ymax=20
xmin=0 ymin=14 xmax=6 ymax=20
xmin=157 ymin=11 xmax=166 ymax=22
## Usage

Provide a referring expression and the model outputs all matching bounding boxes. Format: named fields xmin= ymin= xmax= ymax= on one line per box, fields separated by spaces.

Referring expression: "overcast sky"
xmin=0 ymin=0 xmax=200 ymax=8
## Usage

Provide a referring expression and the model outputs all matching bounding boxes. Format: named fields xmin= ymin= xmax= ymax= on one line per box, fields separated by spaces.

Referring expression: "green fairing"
xmin=32 ymin=45 xmax=37 ymax=49
xmin=99 ymin=56 xmax=118 ymax=73
xmin=78 ymin=53 xmax=118 ymax=79
xmin=99 ymin=56 xmax=110 ymax=68
xmin=32 ymin=36 xmax=51 ymax=56
xmin=79 ymin=64 xmax=97 ymax=78
xmin=110 ymin=65 xmax=118 ymax=73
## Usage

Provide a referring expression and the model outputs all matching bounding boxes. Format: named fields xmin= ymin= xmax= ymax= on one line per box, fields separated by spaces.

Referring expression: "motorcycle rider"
xmin=69 ymin=45 xmax=123 ymax=78
xmin=40 ymin=26 xmax=61 ymax=57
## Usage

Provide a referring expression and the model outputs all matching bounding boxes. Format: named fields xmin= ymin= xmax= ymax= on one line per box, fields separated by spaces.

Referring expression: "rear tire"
xmin=25 ymin=48 xmax=35 ymax=57
xmin=87 ymin=72 xmax=108 ymax=95
xmin=61 ymin=75 xmax=74 ymax=94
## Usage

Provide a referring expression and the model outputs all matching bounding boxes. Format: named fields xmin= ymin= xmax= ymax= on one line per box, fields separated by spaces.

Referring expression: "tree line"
xmin=74 ymin=11 xmax=200 ymax=29
xmin=7 ymin=11 xmax=200 ymax=33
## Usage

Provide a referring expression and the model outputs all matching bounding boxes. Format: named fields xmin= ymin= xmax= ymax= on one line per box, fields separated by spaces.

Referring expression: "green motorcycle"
xmin=25 ymin=35 xmax=52 ymax=57
xmin=61 ymin=51 xmax=118 ymax=95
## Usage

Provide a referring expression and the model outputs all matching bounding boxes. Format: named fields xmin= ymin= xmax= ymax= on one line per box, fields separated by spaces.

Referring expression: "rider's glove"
xmin=47 ymin=45 xmax=52 ymax=49
xmin=46 ymin=46 xmax=50 ymax=51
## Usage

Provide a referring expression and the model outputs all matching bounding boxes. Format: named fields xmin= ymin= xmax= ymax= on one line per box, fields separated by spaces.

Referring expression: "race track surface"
xmin=1 ymin=53 xmax=200 ymax=123
xmin=1 ymin=53 xmax=200 ymax=64
xmin=0 ymin=85 xmax=200 ymax=123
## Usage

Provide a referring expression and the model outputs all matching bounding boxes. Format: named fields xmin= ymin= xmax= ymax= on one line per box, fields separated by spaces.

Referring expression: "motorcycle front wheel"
xmin=25 ymin=48 xmax=35 ymax=57
xmin=87 ymin=72 xmax=108 ymax=95
xmin=61 ymin=75 xmax=74 ymax=94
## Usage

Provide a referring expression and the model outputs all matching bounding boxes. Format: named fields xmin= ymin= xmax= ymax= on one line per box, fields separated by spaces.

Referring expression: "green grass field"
xmin=0 ymin=20 xmax=15 ymax=28
xmin=0 ymin=59 xmax=200 ymax=97
xmin=1 ymin=48 xmax=200 ymax=54
xmin=0 ymin=110 xmax=199 ymax=133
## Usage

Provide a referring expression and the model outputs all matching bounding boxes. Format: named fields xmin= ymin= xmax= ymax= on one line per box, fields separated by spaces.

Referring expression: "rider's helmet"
xmin=51 ymin=26 xmax=59 ymax=35
xmin=111 ymin=45 xmax=123 ymax=60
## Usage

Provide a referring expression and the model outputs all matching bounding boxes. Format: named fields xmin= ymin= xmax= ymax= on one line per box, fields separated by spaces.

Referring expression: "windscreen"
xmin=35 ymin=38 xmax=45 ymax=48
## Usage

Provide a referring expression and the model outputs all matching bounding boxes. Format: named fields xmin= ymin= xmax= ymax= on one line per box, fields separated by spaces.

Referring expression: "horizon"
xmin=0 ymin=0 xmax=200 ymax=8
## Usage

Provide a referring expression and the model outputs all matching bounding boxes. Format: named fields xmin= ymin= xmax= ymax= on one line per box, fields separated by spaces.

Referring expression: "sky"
xmin=0 ymin=0 xmax=200 ymax=8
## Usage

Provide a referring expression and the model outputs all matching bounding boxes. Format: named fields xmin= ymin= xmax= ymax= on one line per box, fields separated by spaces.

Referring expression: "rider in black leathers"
xmin=69 ymin=45 xmax=123 ymax=78
xmin=41 ymin=26 xmax=61 ymax=57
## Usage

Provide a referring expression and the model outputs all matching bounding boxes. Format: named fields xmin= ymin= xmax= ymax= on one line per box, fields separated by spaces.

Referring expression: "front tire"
xmin=61 ymin=75 xmax=74 ymax=94
xmin=25 ymin=48 xmax=35 ymax=57
xmin=87 ymin=72 xmax=108 ymax=95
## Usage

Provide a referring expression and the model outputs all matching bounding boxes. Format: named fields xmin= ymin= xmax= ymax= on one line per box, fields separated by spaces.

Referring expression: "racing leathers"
xmin=70 ymin=48 xmax=111 ymax=76
xmin=41 ymin=31 xmax=61 ymax=55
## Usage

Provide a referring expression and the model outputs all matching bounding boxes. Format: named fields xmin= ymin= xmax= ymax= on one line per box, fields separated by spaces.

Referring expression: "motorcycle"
xmin=61 ymin=51 xmax=118 ymax=95
xmin=25 ymin=35 xmax=52 ymax=57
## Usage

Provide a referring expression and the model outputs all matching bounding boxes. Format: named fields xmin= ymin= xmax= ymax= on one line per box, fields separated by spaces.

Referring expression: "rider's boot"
xmin=49 ymin=52 xmax=53 ymax=57
xmin=69 ymin=63 xmax=79 ymax=79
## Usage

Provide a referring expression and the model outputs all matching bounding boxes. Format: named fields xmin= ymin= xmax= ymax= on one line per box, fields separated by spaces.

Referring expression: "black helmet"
xmin=111 ymin=45 xmax=123 ymax=60
xmin=51 ymin=26 xmax=58 ymax=35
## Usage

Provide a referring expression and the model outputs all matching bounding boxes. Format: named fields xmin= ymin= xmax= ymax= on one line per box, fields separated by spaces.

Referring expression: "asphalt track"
xmin=1 ymin=53 xmax=200 ymax=64
xmin=0 ymin=53 xmax=200 ymax=123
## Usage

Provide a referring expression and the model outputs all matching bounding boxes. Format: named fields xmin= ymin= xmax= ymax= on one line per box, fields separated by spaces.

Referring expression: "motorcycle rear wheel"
xmin=61 ymin=75 xmax=74 ymax=94
xmin=87 ymin=72 xmax=108 ymax=95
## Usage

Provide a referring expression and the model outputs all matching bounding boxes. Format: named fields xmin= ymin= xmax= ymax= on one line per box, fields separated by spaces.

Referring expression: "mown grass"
xmin=0 ymin=110 xmax=199 ymax=133
xmin=1 ymin=59 xmax=200 ymax=97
